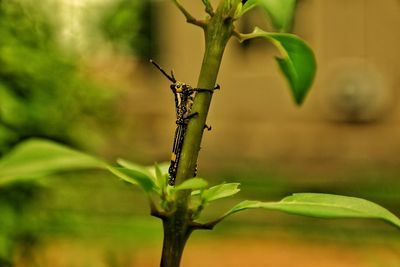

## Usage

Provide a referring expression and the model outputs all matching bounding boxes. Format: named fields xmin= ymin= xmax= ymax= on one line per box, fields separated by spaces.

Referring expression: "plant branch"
xmin=201 ymin=0 xmax=215 ymax=16
xmin=159 ymin=1 xmax=242 ymax=266
xmin=172 ymin=0 xmax=206 ymax=28
xmin=189 ymin=209 xmax=231 ymax=230
xmin=232 ymin=29 xmax=242 ymax=40
xmin=233 ymin=27 xmax=273 ymax=43
xmin=189 ymin=220 xmax=215 ymax=230
xmin=233 ymin=31 xmax=256 ymax=43
xmin=175 ymin=0 xmax=240 ymax=185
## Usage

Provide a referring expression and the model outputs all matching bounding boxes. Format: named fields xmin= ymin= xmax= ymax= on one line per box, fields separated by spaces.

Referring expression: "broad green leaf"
xmin=175 ymin=178 xmax=208 ymax=191
xmin=202 ymin=183 xmax=241 ymax=202
xmin=108 ymin=167 xmax=158 ymax=193
xmin=0 ymin=139 xmax=106 ymax=186
xmin=224 ymin=193 xmax=400 ymax=229
xmin=241 ymin=0 xmax=297 ymax=32
xmin=239 ymin=27 xmax=316 ymax=105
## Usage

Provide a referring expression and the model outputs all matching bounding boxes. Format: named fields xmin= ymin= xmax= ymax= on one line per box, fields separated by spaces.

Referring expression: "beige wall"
xmin=101 ymin=0 xmax=400 ymax=174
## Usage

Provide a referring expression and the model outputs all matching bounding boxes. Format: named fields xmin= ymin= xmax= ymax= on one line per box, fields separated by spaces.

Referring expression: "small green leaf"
xmin=175 ymin=178 xmax=208 ymax=191
xmin=108 ymin=167 xmax=158 ymax=193
xmin=117 ymin=158 xmax=152 ymax=175
xmin=107 ymin=166 xmax=138 ymax=185
xmin=241 ymin=0 xmax=297 ymax=32
xmin=0 ymin=139 xmax=106 ymax=186
xmin=239 ymin=27 xmax=316 ymax=105
xmin=117 ymin=158 xmax=159 ymax=182
xmin=202 ymin=183 xmax=241 ymax=202
xmin=118 ymin=158 xmax=169 ymax=189
xmin=241 ymin=0 xmax=258 ymax=14
xmin=224 ymin=193 xmax=400 ymax=230
xmin=226 ymin=200 xmax=261 ymax=214
xmin=154 ymin=163 xmax=168 ymax=189
xmin=147 ymin=162 xmax=169 ymax=184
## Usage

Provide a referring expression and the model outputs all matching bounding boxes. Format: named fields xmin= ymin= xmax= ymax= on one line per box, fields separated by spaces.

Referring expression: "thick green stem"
xmin=175 ymin=2 xmax=237 ymax=185
xmin=160 ymin=215 xmax=192 ymax=267
xmin=160 ymin=1 xmax=241 ymax=266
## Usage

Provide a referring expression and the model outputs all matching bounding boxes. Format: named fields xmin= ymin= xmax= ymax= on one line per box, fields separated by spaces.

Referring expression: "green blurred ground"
xmin=11 ymin=168 xmax=399 ymax=266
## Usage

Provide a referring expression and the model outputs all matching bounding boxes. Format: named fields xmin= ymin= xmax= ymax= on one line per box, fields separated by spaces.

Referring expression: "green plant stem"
xmin=160 ymin=1 xmax=240 ymax=266
xmin=160 ymin=216 xmax=192 ymax=267
xmin=175 ymin=1 xmax=237 ymax=186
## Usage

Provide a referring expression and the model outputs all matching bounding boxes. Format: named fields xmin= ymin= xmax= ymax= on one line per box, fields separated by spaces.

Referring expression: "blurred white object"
xmin=320 ymin=58 xmax=393 ymax=123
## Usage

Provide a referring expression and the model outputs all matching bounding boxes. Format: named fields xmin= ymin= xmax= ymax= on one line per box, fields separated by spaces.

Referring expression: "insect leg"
xmin=181 ymin=113 xmax=212 ymax=131
xmin=183 ymin=112 xmax=198 ymax=121
xmin=176 ymin=112 xmax=199 ymax=125
xmin=192 ymin=84 xmax=220 ymax=93
xmin=204 ymin=124 xmax=212 ymax=131
xmin=193 ymin=88 xmax=213 ymax=93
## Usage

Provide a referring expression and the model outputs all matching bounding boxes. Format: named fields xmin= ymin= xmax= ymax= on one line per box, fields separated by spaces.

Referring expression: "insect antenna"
xmin=150 ymin=59 xmax=177 ymax=83
xmin=170 ymin=70 xmax=176 ymax=82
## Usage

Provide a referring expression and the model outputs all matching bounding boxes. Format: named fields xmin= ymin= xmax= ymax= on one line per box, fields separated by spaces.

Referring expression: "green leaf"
xmin=148 ymin=162 xmax=169 ymax=184
xmin=154 ymin=163 xmax=163 ymax=181
xmin=224 ymin=193 xmax=400 ymax=229
xmin=241 ymin=0 xmax=259 ymax=14
xmin=108 ymin=167 xmax=158 ymax=193
xmin=242 ymin=0 xmax=297 ymax=32
xmin=153 ymin=163 xmax=168 ymax=189
xmin=117 ymin=158 xmax=151 ymax=175
xmin=117 ymin=159 xmax=168 ymax=191
xmin=202 ymin=183 xmax=241 ymax=202
xmin=175 ymin=178 xmax=208 ymax=191
xmin=239 ymin=27 xmax=316 ymax=105
xmin=0 ymin=138 xmax=106 ymax=186
xmin=226 ymin=200 xmax=261 ymax=214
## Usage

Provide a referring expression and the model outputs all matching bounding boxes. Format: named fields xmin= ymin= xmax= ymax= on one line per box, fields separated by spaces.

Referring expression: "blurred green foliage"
xmin=0 ymin=0 xmax=114 ymax=155
xmin=0 ymin=182 xmax=42 ymax=261
xmin=99 ymin=0 xmax=155 ymax=58
xmin=0 ymin=0 xmax=115 ymax=264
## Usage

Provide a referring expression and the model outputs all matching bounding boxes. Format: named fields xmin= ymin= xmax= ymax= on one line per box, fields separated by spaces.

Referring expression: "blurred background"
xmin=0 ymin=0 xmax=399 ymax=266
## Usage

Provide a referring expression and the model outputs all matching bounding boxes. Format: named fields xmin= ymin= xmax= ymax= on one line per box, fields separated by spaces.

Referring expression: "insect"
xmin=150 ymin=60 xmax=218 ymax=185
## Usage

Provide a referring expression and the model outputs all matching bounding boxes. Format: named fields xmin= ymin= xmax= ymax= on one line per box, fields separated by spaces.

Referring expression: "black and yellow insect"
xmin=150 ymin=60 xmax=217 ymax=185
